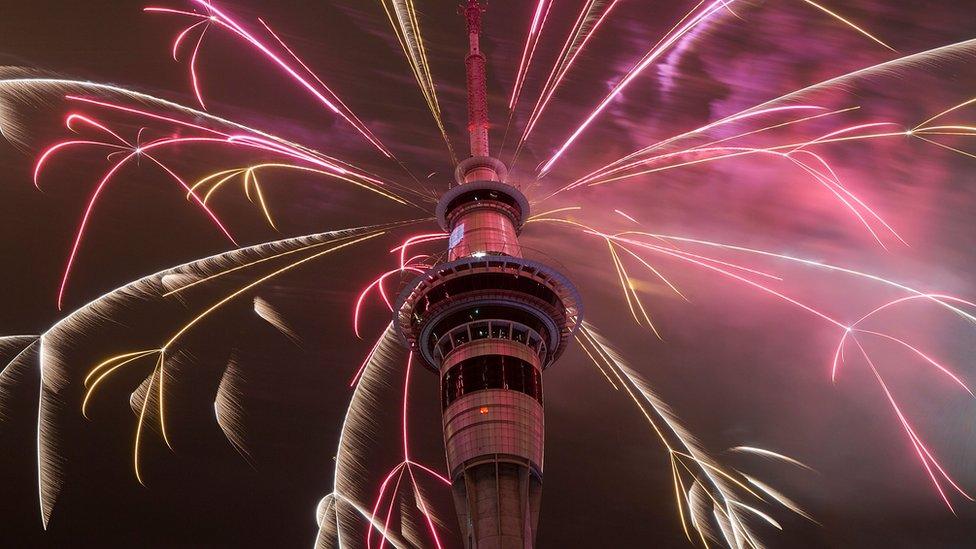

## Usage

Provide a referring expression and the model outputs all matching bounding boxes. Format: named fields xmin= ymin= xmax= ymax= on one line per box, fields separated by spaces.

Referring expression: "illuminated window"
xmin=441 ymin=355 xmax=543 ymax=409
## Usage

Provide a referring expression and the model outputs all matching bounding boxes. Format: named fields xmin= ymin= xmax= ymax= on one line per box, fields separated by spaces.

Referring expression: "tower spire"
xmin=463 ymin=0 xmax=490 ymax=158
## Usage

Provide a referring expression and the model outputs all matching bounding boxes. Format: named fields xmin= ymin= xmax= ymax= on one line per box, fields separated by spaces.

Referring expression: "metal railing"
xmin=433 ymin=319 xmax=548 ymax=365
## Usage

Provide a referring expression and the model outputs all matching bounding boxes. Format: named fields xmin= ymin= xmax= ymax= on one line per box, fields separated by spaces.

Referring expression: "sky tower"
xmin=396 ymin=1 xmax=582 ymax=547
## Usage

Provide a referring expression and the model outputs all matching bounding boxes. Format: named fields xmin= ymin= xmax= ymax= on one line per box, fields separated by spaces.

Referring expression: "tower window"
xmin=441 ymin=355 xmax=543 ymax=408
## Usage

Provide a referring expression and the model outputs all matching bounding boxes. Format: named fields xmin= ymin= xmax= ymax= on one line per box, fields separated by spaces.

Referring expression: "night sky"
xmin=2 ymin=1 xmax=976 ymax=547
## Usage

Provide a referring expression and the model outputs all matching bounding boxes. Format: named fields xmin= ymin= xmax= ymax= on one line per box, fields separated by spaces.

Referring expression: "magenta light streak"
xmin=581 ymin=140 xmax=903 ymax=246
xmin=65 ymin=96 xmax=229 ymax=136
xmin=142 ymin=154 xmax=236 ymax=243
xmin=606 ymin=232 xmax=847 ymax=329
xmin=519 ymin=0 xmax=620 ymax=148
xmin=40 ymin=127 xmax=275 ymax=308
xmin=55 ymin=150 xmax=138 ymax=310
xmin=362 ymin=352 xmax=448 ymax=549
xmin=390 ymin=233 xmax=447 ymax=268
xmin=256 ymin=17 xmax=372 ymax=131
xmin=509 ymin=0 xmax=553 ymax=110
xmin=354 ymin=267 xmax=424 ymax=338
xmin=65 ymin=113 xmax=132 ymax=144
xmin=786 ymin=154 xmax=889 ymax=248
xmin=33 ymin=141 xmax=125 ymax=189
xmin=63 ymin=96 xmax=396 ymax=190
xmin=408 ymin=465 xmax=445 ymax=549
xmin=146 ymin=2 xmax=393 ymax=158
xmin=833 ymin=294 xmax=976 ymax=382
xmin=187 ymin=19 xmax=209 ymax=109
xmin=366 ymin=461 xmax=407 ymax=549
xmin=606 ymin=227 xmax=974 ymax=509
xmin=573 ymin=105 xmax=829 ymax=187
xmin=789 ymin=149 xmax=907 ymax=246
xmin=539 ymin=0 xmax=732 ymax=175
xmin=406 ymin=461 xmax=451 ymax=486
xmin=852 ymin=337 xmax=973 ymax=511
xmin=226 ymin=135 xmax=347 ymax=175
xmin=349 ymin=329 xmax=386 ymax=387
xmin=189 ymin=1 xmax=391 ymax=157
xmin=171 ymin=19 xmax=208 ymax=60
xmin=857 ymin=329 xmax=973 ymax=397
xmin=377 ymin=467 xmax=406 ymax=549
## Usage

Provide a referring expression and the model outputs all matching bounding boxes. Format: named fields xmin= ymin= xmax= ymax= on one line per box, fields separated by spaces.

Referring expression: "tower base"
xmin=451 ymin=460 xmax=542 ymax=549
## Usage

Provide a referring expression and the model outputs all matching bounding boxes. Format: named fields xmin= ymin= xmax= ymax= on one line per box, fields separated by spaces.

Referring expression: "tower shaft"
xmin=463 ymin=0 xmax=491 ymax=160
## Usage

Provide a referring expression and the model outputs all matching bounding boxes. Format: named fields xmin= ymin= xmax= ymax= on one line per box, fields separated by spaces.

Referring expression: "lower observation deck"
xmin=394 ymin=255 xmax=583 ymax=372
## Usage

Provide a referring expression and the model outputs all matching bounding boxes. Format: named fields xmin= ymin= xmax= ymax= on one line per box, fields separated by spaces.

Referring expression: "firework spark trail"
xmin=391 ymin=233 xmax=448 ymax=268
xmin=552 ymin=113 xmax=919 ymax=248
xmin=80 ymin=230 xmax=386 ymax=483
xmin=378 ymin=0 xmax=457 ymax=164
xmin=611 ymin=238 xmax=976 ymax=509
xmin=787 ymin=148 xmax=907 ymax=246
xmin=326 ymin=325 xmax=450 ymax=549
xmin=607 ymin=239 xmax=663 ymax=338
xmin=38 ymin=123 xmax=386 ymax=309
xmin=10 ymin=221 xmax=410 ymax=528
xmin=362 ymin=352 xmax=450 ymax=549
xmin=567 ymin=115 xmax=976 ymax=246
xmin=34 ymin=95 xmax=432 ymax=308
xmin=184 ymin=10 xmax=211 ymax=109
xmin=581 ymin=133 xmax=909 ymax=187
xmin=533 ymin=214 xmax=976 ymax=328
xmin=730 ymin=446 xmax=813 ymax=470
xmin=354 ymin=266 xmax=426 ymax=339
xmin=11 ymin=85 xmax=433 ymax=272
xmin=850 ymin=337 xmax=972 ymax=512
xmin=509 ymin=0 xmax=553 ymax=112
xmin=351 ymin=235 xmax=437 ymax=390
xmin=832 ymin=293 xmax=976 ymax=390
xmin=58 ymin=95 xmax=425 ymax=200
xmin=35 ymin=115 xmax=238 ymax=310
xmin=146 ymin=2 xmax=396 ymax=159
xmin=729 ymin=38 xmax=976 ymax=122
xmin=253 ymin=296 xmax=301 ymax=344
xmin=552 ymin=128 xmax=908 ymax=247
xmin=796 ymin=0 xmax=895 ymax=52
xmin=211 ymin=353 xmax=255 ymax=463
xmin=577 ymin=325 xmax=804 ymax=548
xmin=541 ymin=107 xmax=853 ymax=205
xmin=3 ymin=2 xmax=975 ymax=545
xmin=514 ymin=0 xmax=620 ymax=159
xmin=536 ymin=0 xmax=902 ymax=176
xmin=567 ymin=105 xmax=836 ymax=189
xmin=187 ymin=162 xmax=416 ymax=228
xmin=535 ymin=215 xmax=975 ymax=509
xmin=538 ymin=0 xmax=734 ymax=176
xmin=0 ymin=70 xmax=430 ymax=203
xmin=0 ymin=336 xmax=39 ymax=423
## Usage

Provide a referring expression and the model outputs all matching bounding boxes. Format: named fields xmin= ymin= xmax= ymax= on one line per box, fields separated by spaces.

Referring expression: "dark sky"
xmin=1 ymin=1 xmax=976 ymax=547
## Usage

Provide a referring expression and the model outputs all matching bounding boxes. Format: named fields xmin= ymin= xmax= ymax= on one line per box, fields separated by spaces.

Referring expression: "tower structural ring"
xmin=394 ymin=255 xmax=582 ymax=373
xmin=435 ymin=179 xmax=530 ymax=233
